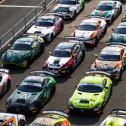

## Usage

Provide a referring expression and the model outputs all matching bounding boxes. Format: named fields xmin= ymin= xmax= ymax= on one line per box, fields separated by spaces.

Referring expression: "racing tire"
xmin=7 ymin=79 xmax=11 ymax=91
xmin=119 ymin=5 xmax=122 ymax=14
xmin=39 ymin=43 xmax=45 ymax=53
xmin=110 ymin=16 xmax=114 ymax=24
xmin=49 ymin=33 xmax=53 ymax=43
xmin=60 ymin=22 xmax=64 ymax=31
xmin=81 ymin=51 xmax=85 ymax=61
xmin=73 ymin=11 xmax=76 ymax=19
xmin=51 ymin=86 xmax=56 ymax=96
xmin=103 ymin=25 xmax=107 ymax=35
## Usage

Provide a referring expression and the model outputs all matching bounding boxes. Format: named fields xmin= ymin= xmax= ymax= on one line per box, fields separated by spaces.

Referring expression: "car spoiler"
xmin=86 ymin=15 xmax=105 ymax=20
xmin=64 ymin=36 xmax=85 ymax=42
xmin=0 ymin=68 xmax=9 ymax=74
xmin=42 ymin=110 xmax=68 ymax=118
xmin=85 ymin=71 xmax=111 ymax=77
xmin=107 ymin=42 xmax=126 ymax=47
xmin=29 ymin=70 xmax=56 ymax=77
xmin=110 ymin=109 xmax=126 ymax=117
xmin=46 ymin=12 xmax=63 ymax=19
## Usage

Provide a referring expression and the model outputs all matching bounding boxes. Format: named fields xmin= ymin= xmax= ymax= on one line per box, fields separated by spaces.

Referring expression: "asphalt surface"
xmin=0 ymin=0 xmax=126 ymax=126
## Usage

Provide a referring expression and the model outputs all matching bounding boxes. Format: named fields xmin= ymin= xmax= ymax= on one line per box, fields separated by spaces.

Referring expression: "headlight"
xmin=106 ymin=14 xmax=112 ymax=18
xmin=93 ymin=103 xmax=101 ymax=111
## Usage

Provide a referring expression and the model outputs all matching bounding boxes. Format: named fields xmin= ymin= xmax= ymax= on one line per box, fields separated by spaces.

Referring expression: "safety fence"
xmin=0 ymin=0 xmax=55 ymax=53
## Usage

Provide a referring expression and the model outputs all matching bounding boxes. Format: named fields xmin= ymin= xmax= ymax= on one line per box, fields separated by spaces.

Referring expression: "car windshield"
xmin=114 ymin=27 xmax=126 ymax=34
xmin=35 ymin=18 xmax=54 ymax=27
xmin=18 ymin=81 xmax=43 ymax=92
xmin=78 ymin=24 xmax=96 ymax=31
xmin=55 ymin=7 xmax=70 ymax=12
xmin=98 ymin=54 xmax=120 ymax=61
xmin=51 ymin=49 xmax=71 ymax=57
xmin=96 ymin=4 xmax=113 ymax=11
xmin=77 ymin=84 xmax=103 ymax=93
xmin=11 ymin=43 xmax=31 ymax=51
xmin=59 ymin=0 xmax=76 ymax=5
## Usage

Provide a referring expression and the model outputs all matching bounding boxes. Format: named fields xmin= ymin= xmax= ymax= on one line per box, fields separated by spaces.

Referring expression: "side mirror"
xmin=74 ymin=26 xmax=78 ymax=29
xmin=111 ymin=28 xmax=114 ymax=31
xmin=74 ymin=85 xmax=77 ymax=88
xmin=49 ymin=51 xmax=52 ymax=54
xmin=16 ymin=84 xmax=18 ymax=87
xmin=94 ymin=54 xmax=98 ymax=58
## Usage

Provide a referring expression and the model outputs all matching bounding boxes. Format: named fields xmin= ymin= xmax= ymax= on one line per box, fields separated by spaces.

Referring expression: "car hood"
xmin=74 ymin=30 xmax=96 ymax=39
xmin=91 ymin=9 xmax=112 ymax=18
xmin=109 ymin=33 xmax=126 ymax=43
xmin=9 ymin=90 xmax=41 ymax=105
xmin=71 ymin=90 xmax=102 ymax=105
xmin=94 ymin=60 xmax=120 ymax=70
xmin=47 ymin=56 xmax=71 ymax=68
xmin=5 ymin=50 xmax=30 ymax=62
xmin=27 ymin=25 xmax=52 ymax=35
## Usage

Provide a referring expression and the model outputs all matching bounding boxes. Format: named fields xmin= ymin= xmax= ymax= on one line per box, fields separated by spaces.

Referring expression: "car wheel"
xmin=7 ymin=79 xmax=11 ymax=91
xmin=103 ymin=25 xmax=107 ymax=35
xmin=81 ymin=51 xmax=85 ymax=61
xmin=110 ymin=16 xmax=114 ymax=24
xmin=60 ymin=22 xmax=64 ymax=31
xmin=40 ymin=43 xmax=45 ymax=53
xmin=119 ymin=5 xmax=122 ymax=14
xmin=73 ymin=11 xmax=76 ymax=19
xmin=51 ymin=86 xmax=56 ymax=96
xmin=48 ymin=33 xmax=53 ymax=43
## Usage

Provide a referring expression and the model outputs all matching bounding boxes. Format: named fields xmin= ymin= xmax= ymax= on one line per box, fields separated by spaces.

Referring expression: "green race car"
xmin=69 ymin=71 xmax=112 ymax=113
xmin=108 ymin=22 xmax=126 ymax=44
xmin=30 ymin=110 xmax=71 ymax=126
xmin=6 ymin=71 xmax=56 ymax=114
xmin=2 ymin=34 xmax=44 ymax=68
xmin=99 ymin=109 xmax=126 ymax=126
xmin=91 ymin=0 xmax=122 ymax=24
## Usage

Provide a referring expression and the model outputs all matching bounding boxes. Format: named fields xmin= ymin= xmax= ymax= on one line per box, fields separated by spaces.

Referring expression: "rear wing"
xmin=85 ymin=71 xmax=111 ymax=77
xmin=107 ymin=42 xmax=126 ymax=48
xmin=29 ymin=70 xmax=55 ymax=77
xmin=42 ymin=110 xmax=68 ymax=118
xmin=0 ymin=68 xmax=9 ymax=74
xmin=110 ymin=109 xmax=126 ymax=117
xmin=45 ymin=12 xmax=63 ymax=19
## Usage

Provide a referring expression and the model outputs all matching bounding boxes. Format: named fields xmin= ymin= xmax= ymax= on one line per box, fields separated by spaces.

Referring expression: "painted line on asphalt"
xmin=0 ymin=4 xmax=43 ymax=8
xmin=0 ymin=0 xmax=6 ymax=4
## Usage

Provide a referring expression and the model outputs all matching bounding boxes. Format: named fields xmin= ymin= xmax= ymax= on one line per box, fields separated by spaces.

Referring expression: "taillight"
xmin=62 ymin=59 xmax=73 ymax=68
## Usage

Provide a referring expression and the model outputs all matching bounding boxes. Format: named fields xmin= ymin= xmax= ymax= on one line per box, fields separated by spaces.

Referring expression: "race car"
xmin=71 ymin=17 xmax=107 ymax=46
xmin=91 ymin=0 xmax=122 ymax=24
xmin=0 ymin=112 xmax=25 ymax=126
xmin=121 ymin=14 xmax=126 ymax=22
xmin=30 ymin=110 xmax=71 ymax=126
xmin=2 ymin=34 xmax=44 ymax=68
xmin=108 ymin=22 xmax=126 ymax=44
xmin=27 ymin=14 xmax=64 ymax=43
xmin=91 ymin=44 xmax=126 ymax=80
xmin=58 ymin=0 xmax=85 ymax=17
xmin=43 ymin=40 xmax=85 ymax=76
xmin=53 ymin=5 xmax=76 ymax=20
xmin=69 ymin=71 xmax=112 ymax=113
xmin=99 ymin=109 xmax=126 ymax=126
xmin=0 ymin=68 xmax=11 ymax=96
xmin=6 ymin=71 xmax=56 ymax=113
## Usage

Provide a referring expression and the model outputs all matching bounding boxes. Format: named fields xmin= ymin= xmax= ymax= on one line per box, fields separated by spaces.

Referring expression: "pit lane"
xmin=0 ymin=0 xmax=126 ymax=126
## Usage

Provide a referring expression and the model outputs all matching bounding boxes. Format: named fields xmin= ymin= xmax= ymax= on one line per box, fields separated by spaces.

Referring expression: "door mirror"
xmin=49 ymin=51 xmax=52 ymax=54
xmin=111 ymin=28 xmax=114 ymax=31
xmin=94 ymin=54 xmax=98 ymax=58
xmin=105 ymin=86 xmax=108 ymax=89
xmin=16 ymin=84 xmax=18 ymax=88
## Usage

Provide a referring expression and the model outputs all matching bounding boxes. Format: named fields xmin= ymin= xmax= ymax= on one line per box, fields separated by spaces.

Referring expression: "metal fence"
xmin=0 ymin=0 xmax=55 ymax=53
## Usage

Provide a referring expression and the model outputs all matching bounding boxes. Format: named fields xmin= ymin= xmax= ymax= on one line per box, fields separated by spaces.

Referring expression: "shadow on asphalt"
xmin=69 ymin=112 xmax=101 ymax=125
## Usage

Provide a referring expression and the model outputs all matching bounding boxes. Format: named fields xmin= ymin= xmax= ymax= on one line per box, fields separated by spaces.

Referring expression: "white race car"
xmin=0 ymin=68 xmax=11 ymax=96
xmin=43 ymin=39 xmax=85 ymax=76
xmin=72 ymin=17 xmax=107 ymax=46
xmin=0 ymin=112 xmax=25 ymax=126
xmin=58 ymin=0 xmax=85 ymax=17
xmin=99 ymin=109 xmax=126 ymax=126
xmin=27 ymin=14 xmax=64 ymax=43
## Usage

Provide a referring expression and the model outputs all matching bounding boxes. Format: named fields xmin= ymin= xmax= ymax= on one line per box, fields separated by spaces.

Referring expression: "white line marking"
xmin=0 ymin=0 xmax=6 ymax=4
xmin=0 ymin=4 xmax=43 ymax=8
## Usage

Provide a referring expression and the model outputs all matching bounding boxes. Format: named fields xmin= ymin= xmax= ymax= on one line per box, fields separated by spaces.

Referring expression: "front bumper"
xmin=68 ymin=103 xmax=101 ymax=113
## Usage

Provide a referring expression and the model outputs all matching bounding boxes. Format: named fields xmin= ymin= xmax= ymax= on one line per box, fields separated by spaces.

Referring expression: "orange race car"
xmin=91 ymin=43 xmax=126 ymax=80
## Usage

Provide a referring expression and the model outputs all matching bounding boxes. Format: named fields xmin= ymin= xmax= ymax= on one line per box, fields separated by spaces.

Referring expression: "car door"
xmin=102 ymin=79 xmax=110 ymax=103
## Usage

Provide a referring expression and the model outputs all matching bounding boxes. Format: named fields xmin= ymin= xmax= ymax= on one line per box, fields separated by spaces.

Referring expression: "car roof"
xmin=101 ymin=46 xmax=122 ymax=55
xmin=79 ymin=75 xmax=105 ymax=87
xmin=56 ymin=42 xmax=75 ymax=50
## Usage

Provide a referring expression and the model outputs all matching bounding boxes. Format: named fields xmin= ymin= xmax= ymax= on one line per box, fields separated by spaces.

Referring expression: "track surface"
xmin=0 ymin=0 xmax=126 ymax=126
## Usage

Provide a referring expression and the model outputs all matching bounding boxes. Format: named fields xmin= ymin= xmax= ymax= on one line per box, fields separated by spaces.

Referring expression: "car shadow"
xmin=69 ymin=112 xmax=101 ymax=125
